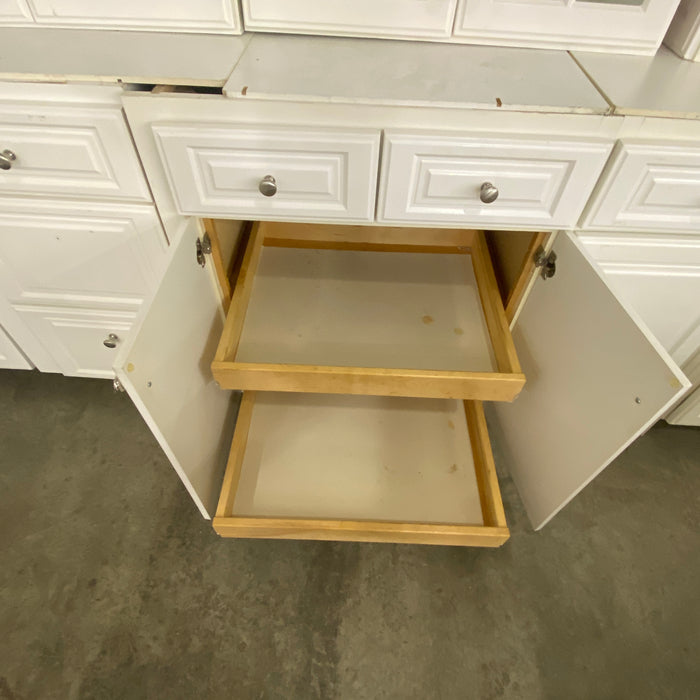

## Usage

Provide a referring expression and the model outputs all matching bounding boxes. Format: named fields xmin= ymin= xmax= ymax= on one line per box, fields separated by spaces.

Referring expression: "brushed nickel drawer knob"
xmin=0 ymin=149 xmax=16 ymax=170
xmin=258 ymin=174 xmax=277 ymax=197
xmin=480 ymin=182 xmax=499 ymax=204
xmin=103 ymin=333 xmax=119 ymax=349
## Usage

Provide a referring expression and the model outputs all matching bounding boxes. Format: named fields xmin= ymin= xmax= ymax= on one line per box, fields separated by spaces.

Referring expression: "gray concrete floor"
xmin=0 ymin=369 xmax=698 ymax=700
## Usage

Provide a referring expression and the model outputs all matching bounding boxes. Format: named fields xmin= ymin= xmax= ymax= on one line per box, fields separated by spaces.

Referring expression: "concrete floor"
xmin=0 ymin=370 xmax=698 ymax=700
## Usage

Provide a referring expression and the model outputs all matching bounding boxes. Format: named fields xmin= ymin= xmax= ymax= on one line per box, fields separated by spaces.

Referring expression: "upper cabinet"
xmin=455 ymin=0 xmax=681 ymax=54
xmin=241 ymin=0 xmax=458 ymax=40
xmin=0 ymin=0 xmax=243 ymax=32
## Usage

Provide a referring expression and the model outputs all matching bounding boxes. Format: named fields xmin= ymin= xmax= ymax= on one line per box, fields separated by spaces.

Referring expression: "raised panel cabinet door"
xmin=13 ymin=306 xmax=137 ymax=378
xmin=114 ymin=218 xmax=238 ymax=518
xmin=665 ymin=0 xmax=700 ymax=61
xmin=455 ymin=0 xmax=681 ymax=54
xmin=0 ymin=0 xmax=33 ymax=21
xmin=0 ymin=199 xmax=167 ymax=310
xmin=242 ymin=0 xmax=457 ymax=39
xmin=378 ymin=131 xmax=612 ymax=229
xmin=0 ymin=324 xmax=32 ymax=369
xmin=581 ymin=141 xmax=700 ymax=233
xmin=490 ymin=232 xmax=690 ymax=530
xmin=578 ymin=232 xmax=700 ymax=366
xmin=0 ymin=98 xmax=151 ymax=202
xmin=153 ymin=123 xmax=380 ymax=223
xmin=27 ymin=0 xmax=241 ymax=32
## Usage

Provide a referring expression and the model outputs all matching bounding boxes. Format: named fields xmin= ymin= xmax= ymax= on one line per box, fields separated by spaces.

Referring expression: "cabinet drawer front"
xmin=582 ymin=142 xmax=700 ymax=233
xmin=28 ymin=0 xmax=241 ymax=32
xmin=13 ymin=306 xmax=135 ymax=378
xmin=242 ymin=0 xmax=457 ymax=39
xmin=379 ymin=131 xmax=612 ymax=229
xmin=212 ymin=222 xmax=525 ymax=401
xmin=0 ymin=101 xmax=151 ymax=201
xmin=0 ymin=199 xmax=166 ymax=309
xmin=213 ymin=393 xmax=509 ymax=547
xmin=153 ymin=123 xmax=380 ymax=222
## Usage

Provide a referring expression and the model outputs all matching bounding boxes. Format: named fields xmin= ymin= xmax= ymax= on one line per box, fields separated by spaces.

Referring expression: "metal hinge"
xmin=534 ymin=246 xmax=557 ymax=280
xmin=195 ymin=233 xmax=212 ymax=267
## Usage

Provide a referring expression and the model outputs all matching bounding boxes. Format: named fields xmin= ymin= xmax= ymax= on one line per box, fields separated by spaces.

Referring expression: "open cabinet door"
xmin=114 ymin=218 xmax=238 ymax=518
xmin=491 ymin=232 xmax=690 ymax=530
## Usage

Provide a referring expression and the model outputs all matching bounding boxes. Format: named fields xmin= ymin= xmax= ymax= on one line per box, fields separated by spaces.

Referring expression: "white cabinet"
xmin=153 ymin=123 xmax=381 ymax=223
xmin=0 ymin=324 xmax=31 ymax=369
xmin=0 ymin=199 xmax=165 ymax=309
xmin=582 ymin=141 xmax=700 ymax=233
xmin=378 ymin=131 xmax=612 ymax=229
xmin=0 ymin=0 xmax=243 ymax=32
xmin=0 ymin=95 xmax=151 ymax=202
xmin=242 ymin=0 xmax=457 ymax=40
xmin=455 ymin=0 xmax=681 ymax=54
xmin=0 ymin=0 xmax=32 ymax=21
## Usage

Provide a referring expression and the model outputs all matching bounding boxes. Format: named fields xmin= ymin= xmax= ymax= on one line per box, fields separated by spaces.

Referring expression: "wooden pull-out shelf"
xmin=212 ymin=222 xmax=525 ymax=401
xmin=213 ymin=393 xmax=509 ymax=547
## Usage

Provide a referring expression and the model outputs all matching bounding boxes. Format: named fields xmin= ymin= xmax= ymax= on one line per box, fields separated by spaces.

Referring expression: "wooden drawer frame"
xmin=211 ymin=222 xmax=525 ymax=401
xmin=213 ymin=393 xmax=509 ymax=547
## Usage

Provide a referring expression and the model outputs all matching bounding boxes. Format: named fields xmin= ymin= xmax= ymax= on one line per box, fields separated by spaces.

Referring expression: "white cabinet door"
xmin=491 ymin=232 xmax=690 ymax=530
xmin=114 ymin=218 xmax=237 ymax=518
xmin=578 ymin=232 xmax=700 ymax=367
xmin=665 ymin=0 xmax=700 ymax=61
xmin=379 ymin=131 xmax=612 ymax=230
xmin=581 ymin=141 xmax=700 ymax=233
xmin=0 ymin=198 xmax=166 ymax=310
xmin=242 ymin=0 xmax=457 ymax=39
xmin=0 ymin=0 xmax=33 ymax=21
xmin=27 ymin=0 xmax=241 ymax=32
xmin=455 ymin=0 xmax=680 ymax=54
xmin=0 ymin=324 xmax=32 ymax=369
xmin=0 ymin=98 xmax=151 ymax=202
xmin=153 ymin=123 xmax=380 ymax=223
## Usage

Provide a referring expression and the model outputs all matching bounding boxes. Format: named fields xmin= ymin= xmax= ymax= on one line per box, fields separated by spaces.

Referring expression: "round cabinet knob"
xmin=258 ymin=175 xmax=277 ymax=197
xmin=479 ymin=182 xmax=499 ymax=204
xmin=0 ymin=149 xmax=17 ymax=171
xmin=103 ymin=333 xmax=119 ymax=349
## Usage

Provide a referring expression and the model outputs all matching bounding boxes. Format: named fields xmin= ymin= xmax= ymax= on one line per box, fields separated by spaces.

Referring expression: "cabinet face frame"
xmin=213 ymin=392 xmax=510 ymax=547
xmin=455 ymin=0 xmax=681 ymax=55
xmin=211 ymin=222 xmax=526 ymax=401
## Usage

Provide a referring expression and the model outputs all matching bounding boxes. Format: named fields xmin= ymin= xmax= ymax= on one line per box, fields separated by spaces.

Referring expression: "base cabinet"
xmin=115 ymin=219 xmax=690 ymax=543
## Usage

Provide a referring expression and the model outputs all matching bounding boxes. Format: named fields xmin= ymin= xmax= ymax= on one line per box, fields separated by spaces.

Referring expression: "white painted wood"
xmin=123 ymin=93 xmax=623 ymax=243
xmin=27 ymin=0 xmax=241 ymax=33
xmin=667 ymin=349 xmax=700 ymax=425
xmin=455 ymin=0 xmax=680 ymax=54
xmin=114 ymin=218 xmax=237 ymax=519
xmin=235 ymin=393 xmax=483 ymax=524
xmin=0 ymin=0 xmax=32 ymax=21
xmin=665 ymin=0 xmax=700 ymax=60
xmin=223 ymin=34 xmax=610 ymax=114
xmin=0 ymin=323 xmax=32 ymax=369
xmin=572 ymin=46 xmax=700 ymax=118
xmin=13 ymin=305 xmax=136 ymax=378
xmin=242 ymin=0 xmax=457 ymax=40
xmin=578 ymin=232 xmax=700 ymax=366
xmin=0 ymin=92 xmax=151 ymax=202
xmin=379 ymin=131 xmax=612 ymax=229
xmin=0 ymin=198 xmax=167 ymax=310
xmin=0 ymin=29 xmax=249 ymax=87
xmin=490 ymin=232 xmax=690 ymax=530
xmin=582 ymin=141 xmax=700 ymax=233
xmin=236 ymin=247 xmax=495 ymax=371
xmin=153 ymin=122 xmax=380 ymax=222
